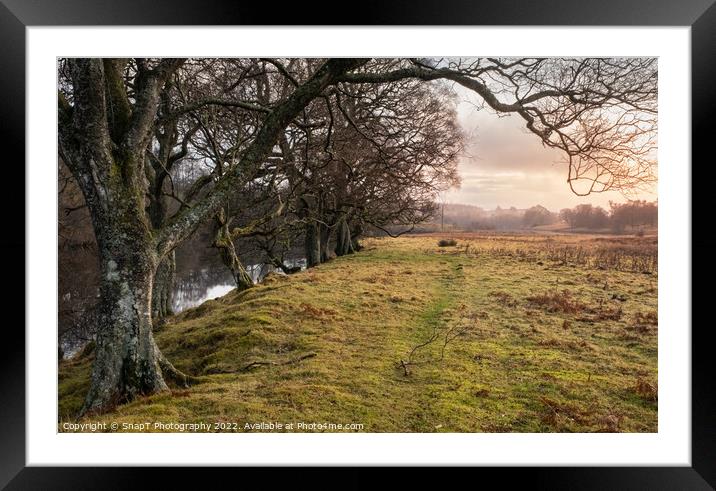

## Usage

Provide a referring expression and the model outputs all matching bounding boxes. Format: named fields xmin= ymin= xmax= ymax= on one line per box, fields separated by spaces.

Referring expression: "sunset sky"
xmin=444 ymin=85 xmax=658 ymax=212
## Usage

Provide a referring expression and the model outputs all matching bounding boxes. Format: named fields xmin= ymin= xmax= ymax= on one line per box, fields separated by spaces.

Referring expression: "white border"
xmin=27 ymin=27 xmax=691 ymax=466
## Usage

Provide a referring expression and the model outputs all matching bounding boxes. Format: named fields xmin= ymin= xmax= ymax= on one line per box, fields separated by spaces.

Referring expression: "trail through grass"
xmin=59 ymin=234 xmax=658 ymax=432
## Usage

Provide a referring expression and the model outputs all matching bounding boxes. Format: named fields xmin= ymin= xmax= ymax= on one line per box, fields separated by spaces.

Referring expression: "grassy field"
xmin=59 ymin=233 xmax=658 ymax=432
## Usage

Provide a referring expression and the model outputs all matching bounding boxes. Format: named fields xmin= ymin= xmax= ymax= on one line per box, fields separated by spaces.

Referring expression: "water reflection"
xmin=171 ymin=266 xmax=234 ymax=312
xmin=60 ymin=248 xmax=307 ymax=359
xmin=172 ymin=258 xmax=307 ymax=313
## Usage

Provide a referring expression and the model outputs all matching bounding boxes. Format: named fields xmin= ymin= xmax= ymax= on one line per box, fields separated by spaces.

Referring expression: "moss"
xmin=59 ymin=234 xmax=657 ymax=432
xmin=58 ymin=357 xmax=92 ymax=419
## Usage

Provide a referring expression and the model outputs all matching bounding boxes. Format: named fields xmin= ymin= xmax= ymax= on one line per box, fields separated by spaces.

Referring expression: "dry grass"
xmin=58 ymin=232 xmax=657 ymax=433
xmin=419 ymin=231 xmax=657 ymax=274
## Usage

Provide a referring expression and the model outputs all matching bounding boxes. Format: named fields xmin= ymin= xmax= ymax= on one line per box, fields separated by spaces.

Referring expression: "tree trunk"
xmin=216 ymin=241 xmax=254 ymax=291
xmin=319 ymin=222 xmax=332 ymax=263
xmin=267 ymin=255 xmax=301 ymax=274
xmin=213 ymin=213 xmax=253 ymax=291
xmin=305 ymin=221 xmax=321 ymax=267
xmin=82 ymin=244 xmax=169 ymax=415
xmin=151 ymin=250 xmax=175 ymax=320
xmin=149 ymin=188 xmax=176 ymax=321
xmin=350 ymin=221 xmax=364 ymax=252
xmin=335 ymin=217 xmax=354 ymax=257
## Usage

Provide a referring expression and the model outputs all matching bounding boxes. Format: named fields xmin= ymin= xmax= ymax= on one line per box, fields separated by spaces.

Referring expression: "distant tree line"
xmin=559 ymin=200 xmax=657 ymax=232
xmin=559 ymin=204 xmax=610 ymax=230
xmin=607 ymin=200 xmax=658 ymax=232
xmin=436 ymin=204 xmax=558 ymax=231
xmin=434 ymin=201 xmax=657 ymax=232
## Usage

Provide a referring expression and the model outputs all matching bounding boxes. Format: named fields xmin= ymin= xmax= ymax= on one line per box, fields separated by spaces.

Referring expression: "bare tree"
xmin=59 ymin=58 xmax=366 ymax=414
xmin=339 ymin=58 xmax=657 ymax=195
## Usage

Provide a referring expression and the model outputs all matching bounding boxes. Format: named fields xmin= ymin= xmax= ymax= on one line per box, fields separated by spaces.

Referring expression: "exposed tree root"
xmin=154 ymin=341 xmax=200 ymax=387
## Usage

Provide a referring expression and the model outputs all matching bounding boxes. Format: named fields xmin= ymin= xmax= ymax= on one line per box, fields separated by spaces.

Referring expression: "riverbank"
xmin=59 ymin=233 xmax=658 ymax=432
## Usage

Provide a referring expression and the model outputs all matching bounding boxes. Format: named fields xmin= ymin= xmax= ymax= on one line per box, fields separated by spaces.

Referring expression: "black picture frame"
xmin=2 ymin=0 xmax=712 ymax=488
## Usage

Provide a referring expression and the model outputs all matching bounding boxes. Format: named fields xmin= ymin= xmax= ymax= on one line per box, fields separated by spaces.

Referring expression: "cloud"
xmin=446 ymin=86 xmax=657 ymax=210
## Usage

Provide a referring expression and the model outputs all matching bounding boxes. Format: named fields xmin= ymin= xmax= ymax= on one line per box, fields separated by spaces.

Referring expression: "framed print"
xmin=3 ymin=0 xmax=714 ymax=488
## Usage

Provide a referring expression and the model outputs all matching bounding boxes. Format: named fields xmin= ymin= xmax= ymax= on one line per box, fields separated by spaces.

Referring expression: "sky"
xmin=443 ymin=86 xmax=657 ymax=212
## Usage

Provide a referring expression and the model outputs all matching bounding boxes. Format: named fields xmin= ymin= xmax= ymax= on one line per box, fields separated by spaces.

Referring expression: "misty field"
xmin=59 ymin=232 xmax=657 ymax=432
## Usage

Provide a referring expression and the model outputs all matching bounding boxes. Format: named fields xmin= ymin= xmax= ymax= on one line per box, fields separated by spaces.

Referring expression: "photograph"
xmin=1 ymin=0 xmax=708 ymax=482
xmin=56 ymin=57 xmax=660 ymax=434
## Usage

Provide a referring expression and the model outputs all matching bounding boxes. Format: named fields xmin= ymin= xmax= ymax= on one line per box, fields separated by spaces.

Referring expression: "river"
xmin=59 ymin=245 xmax=306 ymax=358
xmin=172 ymin=257 xmax=307 ymax=313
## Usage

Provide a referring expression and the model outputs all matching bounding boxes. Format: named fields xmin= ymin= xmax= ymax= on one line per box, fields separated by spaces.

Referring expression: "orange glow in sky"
xmin=445 ymin=86 xmax=657 ymax=211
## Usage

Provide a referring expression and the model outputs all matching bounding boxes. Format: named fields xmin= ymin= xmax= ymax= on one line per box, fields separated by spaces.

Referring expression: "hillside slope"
xmin=59 ymin=235 xmax=658 ymax=432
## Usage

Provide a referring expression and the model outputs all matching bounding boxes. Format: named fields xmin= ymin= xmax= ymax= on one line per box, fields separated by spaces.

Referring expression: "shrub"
xmin=526 ymin=290 xmax=586 ymax=314
xmin=634 ymin=311 xmax=658 ymax=326
xmin=634 ymin=378 xmax=658 ymax=402
xmin=488 ymin=290 xmax=518 ymax=307
xmin=438 ymin=239 xmax=457 ymax=247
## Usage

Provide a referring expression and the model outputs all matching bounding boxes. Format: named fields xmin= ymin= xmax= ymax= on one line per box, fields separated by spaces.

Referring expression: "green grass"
xmin=59 ymin=234 xmax=657 ymax=432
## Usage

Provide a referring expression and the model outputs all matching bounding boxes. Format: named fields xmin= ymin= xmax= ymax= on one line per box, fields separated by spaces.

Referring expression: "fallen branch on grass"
xmin=398 ymin=322 xmax=469 ymax=376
